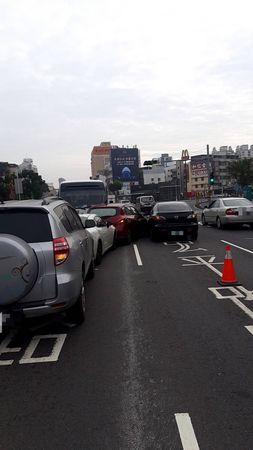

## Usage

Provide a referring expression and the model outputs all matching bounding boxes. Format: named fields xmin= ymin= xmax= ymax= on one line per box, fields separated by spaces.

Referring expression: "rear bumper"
xmin=0 ymin=272 xmax=82 ymax=320
xmin=152 ymin=222 xmax=198 ymax=234
xmin=222 ymin=216 xmax=253 ymax=225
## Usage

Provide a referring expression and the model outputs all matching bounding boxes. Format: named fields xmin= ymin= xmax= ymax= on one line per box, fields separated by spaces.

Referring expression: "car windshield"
xmin=89 ymin=208 xmax=119 ymax=217
xmin=61 ymin=188 xmax=106 ymax=208
xmin=223 ymin=199 xmax=253 ymax=207
xmin=157 ymin=202 xmax=191 ymax=212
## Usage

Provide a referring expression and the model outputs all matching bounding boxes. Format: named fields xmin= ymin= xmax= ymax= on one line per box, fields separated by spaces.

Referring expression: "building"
xmin=91 ymin=142 xmax=112 ymax=179
xmin=142 ymin=165 xmax=166 ymax=185
xmin=189 ymin=155 xmax=210 ymax=195
xmin=236 ymin=144 xmax=253 ymax=158
xmin=159 ymin=153 xmax=173 ymax=166
xmin=19 ymin=158 xmax=38 ymax=174
xmin=212 ymin=146 xmax=238 ymax=193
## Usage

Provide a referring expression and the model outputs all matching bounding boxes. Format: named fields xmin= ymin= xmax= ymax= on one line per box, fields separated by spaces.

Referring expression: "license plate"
xmin=171 ymin=231 xmax=184 ymax=236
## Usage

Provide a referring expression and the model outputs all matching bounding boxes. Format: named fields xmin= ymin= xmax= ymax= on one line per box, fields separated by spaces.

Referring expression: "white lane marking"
xmin=184 ymin=248 xmax=207 ymax=253
xmin=19 ymin=334 xmax=67 ymax=364
xmin=245 ymin=325 xmax=253 ymax=335
xmin=175 ymin=413 xmax=200 ymax=450
xmin=0 ymin=333 xmax=21 ymax=366
xmin=231 ymin=298 xmax=253 ymax=321
xmin=133 ymin=244 xmax=143 ymax=266
xmin=221 ymin=240 xmax=253 ymax=255
xmin=209 ymin=286 xmax=244 ymax=300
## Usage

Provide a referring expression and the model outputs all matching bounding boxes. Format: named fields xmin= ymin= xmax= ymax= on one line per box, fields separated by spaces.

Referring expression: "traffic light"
xmin=210 ymin=172 xmax=214 ymax=185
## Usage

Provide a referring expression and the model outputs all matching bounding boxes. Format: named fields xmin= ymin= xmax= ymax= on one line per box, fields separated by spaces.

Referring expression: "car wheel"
xmin=95 ymin=241 xmax=103 ymax=265
xmin=191 ymin=231 xmax=198 ymax=241
xmin=202 ymin=214 xmax=207 ymax=226
xmin=149 ymin=228 xmax=157 ymax=241
xmin=87 ymin=258 xmax=95 ymax=279
xmin=66 ymin=273 xmax=86 ymax=325
xmin=111 ymin=232 xmax=117 ymax=250
xmin=125 ymin=229 xmax=132 ymax=245
xmin=216 ymin=217 xmax=223 ymax=229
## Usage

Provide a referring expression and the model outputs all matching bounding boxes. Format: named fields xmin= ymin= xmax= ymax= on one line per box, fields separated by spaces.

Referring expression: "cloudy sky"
xmin=1 ymin=0 xmax=253 ymax=185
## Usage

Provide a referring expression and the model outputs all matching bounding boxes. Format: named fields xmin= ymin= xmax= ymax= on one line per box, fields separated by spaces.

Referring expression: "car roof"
xmin=155 ymin=201 xmax=189 ymax=206
xmin=90 ymin=204 xmax=122 ymax=208
xmin=0 ymin=198 xmax=66 ymax=211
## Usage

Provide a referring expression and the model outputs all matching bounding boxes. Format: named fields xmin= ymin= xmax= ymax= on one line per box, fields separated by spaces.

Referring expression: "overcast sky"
xmin=1 ymin=0 xmax=253 ymax=185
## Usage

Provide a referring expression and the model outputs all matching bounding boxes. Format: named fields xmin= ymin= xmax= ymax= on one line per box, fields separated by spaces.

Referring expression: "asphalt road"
xmin=1 ymin=224 xmax=253 ymax=449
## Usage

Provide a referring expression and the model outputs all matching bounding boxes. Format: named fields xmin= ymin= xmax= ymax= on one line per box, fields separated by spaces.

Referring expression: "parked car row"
xmin=0 ymin=196 xmax=251 ymax=329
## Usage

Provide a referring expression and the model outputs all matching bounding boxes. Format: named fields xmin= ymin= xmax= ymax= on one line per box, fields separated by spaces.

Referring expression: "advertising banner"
xmin=191 ymin=161 xmax=208 ymax=177
xmin=111 ymin=148 xmax=139 ymax=182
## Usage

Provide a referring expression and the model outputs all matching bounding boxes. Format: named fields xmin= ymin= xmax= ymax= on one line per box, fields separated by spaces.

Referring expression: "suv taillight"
xmin=226 ymin=208 xmax=238 ymax=216
xmin=53 ymin=237 xmax=69 ymax=265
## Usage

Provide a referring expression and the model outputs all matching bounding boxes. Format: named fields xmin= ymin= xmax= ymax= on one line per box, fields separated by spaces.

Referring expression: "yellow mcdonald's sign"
xmin=181 ymin=149 xmax=190 ymax=161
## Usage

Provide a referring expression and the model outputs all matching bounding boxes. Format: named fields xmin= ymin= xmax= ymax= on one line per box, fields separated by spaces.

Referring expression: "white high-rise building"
xmin=19 ymin=158 xmax=38 ymax=173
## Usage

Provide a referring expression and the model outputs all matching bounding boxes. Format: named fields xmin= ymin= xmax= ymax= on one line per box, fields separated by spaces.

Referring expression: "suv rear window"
xmin=0 ymin=209 xmax=52 ymax=243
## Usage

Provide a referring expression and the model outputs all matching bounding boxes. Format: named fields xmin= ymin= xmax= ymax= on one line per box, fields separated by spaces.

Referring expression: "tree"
xmin=109 ymin=180 xmax=123 ymax=193
xmin=21 ymin=170 xmax=49 ymax=199
xmin=228 ymin=159 xmax=253 ymax=189
xmin=0 ymin=170 xmax=15 ymax=202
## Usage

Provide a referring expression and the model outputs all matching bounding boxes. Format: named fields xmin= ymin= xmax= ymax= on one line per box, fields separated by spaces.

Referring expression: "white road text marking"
xmin=175 ymin=413 xmax=200 ymax=450
xmin=133 ymin=244 xmax=143 ymax=266
xmin=0 ymin=333 xmax=21 ymax=365
xmin=19 ymin=334 xmax=67 ymax=364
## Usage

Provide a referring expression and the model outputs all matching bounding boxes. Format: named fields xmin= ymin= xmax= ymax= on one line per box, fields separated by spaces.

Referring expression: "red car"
xmin=88 ymin=204 xmax=147 ymax=243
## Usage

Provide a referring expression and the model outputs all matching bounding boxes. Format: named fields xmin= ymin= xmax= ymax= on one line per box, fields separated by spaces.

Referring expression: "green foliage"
xmin=0 ymin=171 xmax=15 ymax=202
xmin=228 ymin=159 xmax=253 ymax=188
xmin=109 ymin=180 xmax=123 ymax=193
xmin=21 ymin=170 xmax=49 ymax=199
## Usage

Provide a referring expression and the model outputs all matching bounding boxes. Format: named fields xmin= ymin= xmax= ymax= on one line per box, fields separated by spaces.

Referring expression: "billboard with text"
xmin=111 ymin=148 xmax=139 ymax=182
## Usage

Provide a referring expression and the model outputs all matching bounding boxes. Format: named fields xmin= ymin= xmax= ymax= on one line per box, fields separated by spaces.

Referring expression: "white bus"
xmin=59 ymin=180 xmax=107 ymax=209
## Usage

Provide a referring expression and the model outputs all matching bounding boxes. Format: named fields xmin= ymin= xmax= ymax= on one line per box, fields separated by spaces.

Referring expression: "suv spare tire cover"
xmin=0 ymin=234 xmax=39 ymax=305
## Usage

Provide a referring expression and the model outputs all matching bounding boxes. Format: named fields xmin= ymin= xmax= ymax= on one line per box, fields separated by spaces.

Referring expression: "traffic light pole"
xmin=207 ymin=144 xmax=210 ymax=188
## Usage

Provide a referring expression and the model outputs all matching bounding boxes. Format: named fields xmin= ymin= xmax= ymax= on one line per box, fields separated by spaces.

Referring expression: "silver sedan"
xmin=202 ymin=197 xmax=253 ymax=229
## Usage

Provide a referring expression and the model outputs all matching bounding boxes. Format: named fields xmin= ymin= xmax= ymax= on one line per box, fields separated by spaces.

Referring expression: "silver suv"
xmin=0 ymin=197 xmax=95 ymax=325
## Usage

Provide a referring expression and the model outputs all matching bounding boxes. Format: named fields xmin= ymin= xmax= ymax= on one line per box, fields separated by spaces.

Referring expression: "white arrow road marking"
xmin=175 ymin=413 xmax=200 ymax=450
xmin=174 ymin=242 xmax=191 ymax=253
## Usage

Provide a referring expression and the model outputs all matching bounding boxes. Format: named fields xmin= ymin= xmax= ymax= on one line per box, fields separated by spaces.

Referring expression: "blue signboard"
xmin=111 ymin=148 xmax=139 ymax=182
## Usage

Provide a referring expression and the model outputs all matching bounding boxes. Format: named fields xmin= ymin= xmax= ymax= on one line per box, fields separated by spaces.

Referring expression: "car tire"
xmin=191 ymin=231 xmax=198 ymax=241
xmin=125 ymin=229 xmax=132 ymax=245
xmin=87 ymin=258 xmax=95 ymax=279
xmin=216 ymin=217 xmax=223 ymax=230
xmin=149 ymin=228 xmax=157 ymax=241
xmin=95 ymin=241 xmax=103 ymax=265
xmin=111 ymin=232 xmax=117 ymax=250
xmin=202 ymin=214 xmax=207 ymax=226
xmin=66 ymin=273 xmax=86 ymax=325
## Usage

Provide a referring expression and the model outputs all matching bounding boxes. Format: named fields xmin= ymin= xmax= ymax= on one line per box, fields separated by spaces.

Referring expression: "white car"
xmin=79 ymin=214 xmax=116 ymax=265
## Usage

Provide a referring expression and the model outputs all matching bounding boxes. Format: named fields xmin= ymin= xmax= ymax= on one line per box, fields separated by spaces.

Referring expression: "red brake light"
xmin=151 ymin=215 xmax=166 ymax=222
xmin=53 ymin=237 xmax=69 ymax=265
xmin=226 ymin=208 xmax=238 ymax=216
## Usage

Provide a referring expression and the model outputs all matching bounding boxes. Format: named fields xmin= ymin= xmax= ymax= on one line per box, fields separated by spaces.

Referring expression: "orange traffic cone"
xmin=218 ymin=245 xmax=240 ymax=285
